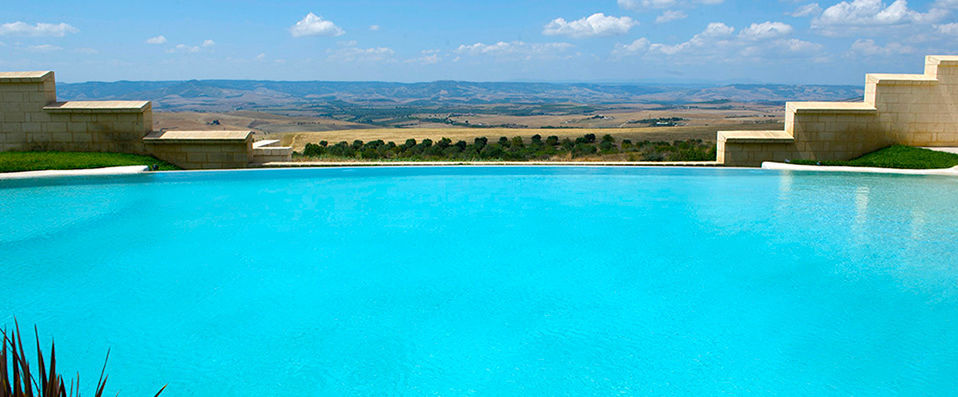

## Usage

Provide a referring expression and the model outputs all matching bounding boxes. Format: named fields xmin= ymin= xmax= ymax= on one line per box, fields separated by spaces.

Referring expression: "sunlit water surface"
xmin=2 ymin=167 xmax=958 ymax=395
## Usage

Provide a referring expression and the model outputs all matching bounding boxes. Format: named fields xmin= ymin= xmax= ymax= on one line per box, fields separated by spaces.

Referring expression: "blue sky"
xmin=1 ymin=0 xmax=956 ymax=84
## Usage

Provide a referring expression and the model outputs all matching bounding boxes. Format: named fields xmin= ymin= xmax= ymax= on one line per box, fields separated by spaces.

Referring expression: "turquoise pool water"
xmin=2 ymin=167 xmax=958 ymax=395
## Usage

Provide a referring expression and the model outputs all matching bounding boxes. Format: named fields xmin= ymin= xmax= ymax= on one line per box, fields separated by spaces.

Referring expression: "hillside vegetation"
xmin=297 ymin=133 xmax=715 ymax=162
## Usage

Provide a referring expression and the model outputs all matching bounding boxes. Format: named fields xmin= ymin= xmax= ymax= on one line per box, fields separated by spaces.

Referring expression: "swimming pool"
xmin=2 ymin=166 xmax=957 ymax=395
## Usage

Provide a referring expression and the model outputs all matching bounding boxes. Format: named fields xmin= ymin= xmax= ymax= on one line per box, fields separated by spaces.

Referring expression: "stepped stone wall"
xmin=0 ymin=71 xmax=152 ymax=154
xmin=0 ymin=70 xmax=291 ymax=169
xmin=718 ymin=55 xmax=958 ymax=167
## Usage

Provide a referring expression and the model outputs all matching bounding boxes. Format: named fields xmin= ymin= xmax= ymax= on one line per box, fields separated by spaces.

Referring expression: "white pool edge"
xmin=763 ymin=162 xmax=958 ymax=176
xmin=146 ymin=163 xmax=758 ymax=176
xmin=0 ymin=165 xmax=149 ymax=180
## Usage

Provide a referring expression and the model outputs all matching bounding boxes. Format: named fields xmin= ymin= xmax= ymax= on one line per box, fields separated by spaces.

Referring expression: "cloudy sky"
xmin=1 ymin=0 xmax=956 ymax=84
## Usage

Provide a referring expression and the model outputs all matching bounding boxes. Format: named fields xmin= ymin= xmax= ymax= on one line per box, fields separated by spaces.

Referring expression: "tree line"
xmin=299 ymin=133 xmax=715 ymax=161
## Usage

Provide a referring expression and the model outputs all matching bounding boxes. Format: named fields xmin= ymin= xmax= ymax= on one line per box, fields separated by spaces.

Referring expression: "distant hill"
xmin=56 ymin=80 xmax=863 ymax=112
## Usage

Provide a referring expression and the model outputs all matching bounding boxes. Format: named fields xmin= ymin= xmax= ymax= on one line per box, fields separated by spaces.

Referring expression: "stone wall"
xmin=0 ymin=71 xmax=153 ymax=154
xmin=143 ymin=130 xmax=253 ymax=169
xmin=719 ymin=55 xmax=958 ymax=167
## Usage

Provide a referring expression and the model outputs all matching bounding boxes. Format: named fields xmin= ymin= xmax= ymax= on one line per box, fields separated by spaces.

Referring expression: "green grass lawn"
xmin=0 ymin=151 xmax=179 ymax=173
xmin=790 ymin=145 xmax=958 ymax=169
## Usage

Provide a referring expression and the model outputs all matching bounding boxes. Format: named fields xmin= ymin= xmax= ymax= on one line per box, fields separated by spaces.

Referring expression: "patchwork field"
xmin=153 ymin=110 xmax=371 ymax=133
xmin=153 ymin=101 xmax=785 ymax=153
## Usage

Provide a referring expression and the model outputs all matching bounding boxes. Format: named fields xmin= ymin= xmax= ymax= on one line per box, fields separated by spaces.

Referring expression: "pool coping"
xmin=257 ymin=160 xmax=723 ymax=168
xmin=0 ymin=165 xmax=149 ymax=180
xmin=4 ymin=162 xmax=954 ymax=180
xmin=146 ymin=163 xmax=755 ymax=176
xmin=762 ymin=162 xmax=958 ymax=176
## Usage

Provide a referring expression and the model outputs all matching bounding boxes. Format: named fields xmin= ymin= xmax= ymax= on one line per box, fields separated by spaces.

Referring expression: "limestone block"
xmin=51 ymin=132 xmax=72 ymax=143
xmin=3 ymin=112 xmax=25 ymax=123
xmin=66 ymin=122 xmax=88 ymax=133
xmin=42 ymin=122 xmax=67 ymax=133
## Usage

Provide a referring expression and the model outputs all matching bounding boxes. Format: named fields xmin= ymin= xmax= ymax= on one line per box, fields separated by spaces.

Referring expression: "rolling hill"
xmin=56 ymin=80 xmax=864 ymax=112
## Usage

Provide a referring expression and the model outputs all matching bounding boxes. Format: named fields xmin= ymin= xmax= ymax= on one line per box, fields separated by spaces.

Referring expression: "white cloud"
xmin=542 ymin=13 xmax=637 ymax=38
xmin=618 ymin=0 xmax=677 ymax=10
xmin=618 ymin=0 xmax=724 ymax=11
xmin=739 ymin=38 xmax=823 ymax=57
xmin=812 ymin=0 xmax=947 ymax=34
xmin=163 ymin=39 xmax=216 ymax=54
xmin=168 ymin=44 xmax=201 ymax=53
xmin=369 ymin=25 xmax=380 ymax=31
xmin=256 ymin=53 xmax=266 ymax=61
xmin=613 ymin=38 xmax=651 ymax=55
xmin=0 ymin=21 xmax=77 ymax=37
xmin=74 ymin=47 xmax=99 ymax=54
xmin=789 ymin=3 xmax=823 ymax=17
xmin=780 ymin=38 xmax=824 ymax=52
xmin=937 ymin=22 xmax=958 ymax=34
xmin=290 ymin=13 xmax=345 ymax=37
xmin=455 ymin=41 xmax=574 ymax=59
xmin=932 ymin=0 xmax=958 ymax=10
xmin=848 ymin=38 xmax=915 ymax=56
xmin=647 ymin=22 xmax=734 ymax=55
xmin=407 ymin=49 xmax=441 ymax=65
xmin=327 ymin=46 xmax=395 ymax=62
xmin=146 ymin=35 xmax=167 ymax=45
xmin=739 ymin=21 xmax=793 ymax=40
xmin=27 ymin=44 xmax=62 ymax=52
xmin=614 ymin=21 xmax=821 ymax=60
xmin=656 ymin=10 xmax=688 ymax=23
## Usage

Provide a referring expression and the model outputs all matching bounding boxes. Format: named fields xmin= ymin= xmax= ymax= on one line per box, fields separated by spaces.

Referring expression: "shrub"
xmin=437 ymin=137 xmax=452 ymax=149
xmin=546 ymin=135 xmax=559 ymax=146
xmin=584 ymin=133 xmax=596 ymax=143
xmin=1 ymin=321 xmax=166 ymax=397
xmin=572 ymin=143 xmax=597 ymax=158
xmin=601 ymin=134 xmax=615 ymax=143
xmin=327 ymin=141 xmax=353 ymax=157
xmin=641 ymin=151 xmax=666 ymax=161
xmin=599 ymin=140 xmax=617 ymax=154
xmin=361 ymin=147 xmax=381 ymax=159
xmin=497 ymin=137 xmax=510 ymax=148
xmin=480 ymin=144 xmax=505 ymax=159
xmin=511 ymin=136 xmax=524 ymax=148
xmin=303 ymin=143 xmax=325 ymax=157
